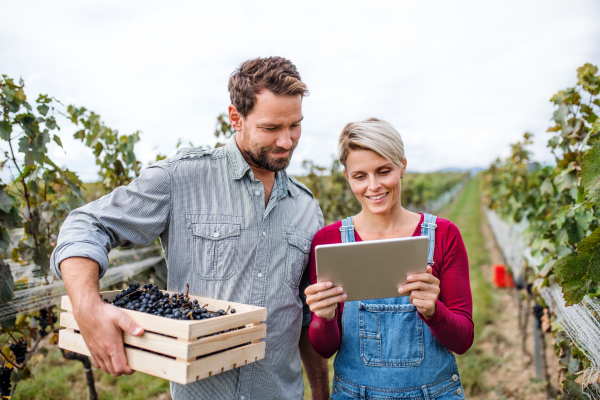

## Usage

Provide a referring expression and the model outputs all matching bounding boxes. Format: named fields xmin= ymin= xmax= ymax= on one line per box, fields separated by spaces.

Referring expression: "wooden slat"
xmin=187 ymin=342 xmax=266 ymax=384
xmin=60 ymin=311 xmax=266 ymax=360
xmin=59 ymin=329 xmax=265 ymax=385
xmin=61 ymin=292 xmax=267 ymax=341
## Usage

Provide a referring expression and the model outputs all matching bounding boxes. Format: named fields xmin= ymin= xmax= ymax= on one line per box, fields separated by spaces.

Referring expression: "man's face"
xmin=231 ymin=90 xmax=303 ymax=172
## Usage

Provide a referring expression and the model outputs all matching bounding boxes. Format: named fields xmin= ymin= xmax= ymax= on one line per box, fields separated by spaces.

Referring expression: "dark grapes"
xmin=34 ymin=307 xmax=58 ymax=337
xmin=110 ymin=282 xmax=236 ymax=321
xmin=0 ymin=366 xmax=12 ymax=397
xmin=9 ymin=340 xmax=27 ymax=364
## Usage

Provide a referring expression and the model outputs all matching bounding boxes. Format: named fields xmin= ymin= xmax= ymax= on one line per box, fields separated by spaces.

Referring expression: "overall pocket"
xmin=359 ymin=302 xmax=425 ymax=367
xmin=192 ymin=221 xmax=241 ymax=280
xmin=284 ymin=227 xmax=312 ymax=288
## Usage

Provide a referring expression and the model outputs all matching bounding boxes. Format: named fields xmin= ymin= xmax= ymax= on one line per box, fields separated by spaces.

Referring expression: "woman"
xmin=305 ymin=118 xmax=473 ymax=400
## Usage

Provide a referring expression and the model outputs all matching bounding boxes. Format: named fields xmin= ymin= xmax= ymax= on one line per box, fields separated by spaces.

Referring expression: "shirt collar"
xmin=225 ymin=136 xmax=298 ymax=197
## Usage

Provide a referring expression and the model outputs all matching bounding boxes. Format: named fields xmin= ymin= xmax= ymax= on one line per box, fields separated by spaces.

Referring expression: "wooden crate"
xmin=59 ymin=290 xmax=267 ymax=385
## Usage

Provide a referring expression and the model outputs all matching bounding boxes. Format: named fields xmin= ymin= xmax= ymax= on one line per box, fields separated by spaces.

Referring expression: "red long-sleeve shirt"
xmin=308 ymin=213 xmax=474 ymax=358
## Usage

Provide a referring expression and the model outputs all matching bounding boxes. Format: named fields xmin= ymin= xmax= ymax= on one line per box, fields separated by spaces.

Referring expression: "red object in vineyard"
xmin=494 ymin=265 xmax=507 ymax=288
xmin=507 ymin=271 xmax=515 ymax=288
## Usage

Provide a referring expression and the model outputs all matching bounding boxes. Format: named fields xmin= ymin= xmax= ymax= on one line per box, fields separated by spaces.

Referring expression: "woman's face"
xmin=344 ymin=149 xmax=406 ymax=216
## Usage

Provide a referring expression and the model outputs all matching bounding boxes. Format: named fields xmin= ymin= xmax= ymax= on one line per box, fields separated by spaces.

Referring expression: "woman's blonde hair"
xmin=337 ymin=118 xmax=405 ymax=167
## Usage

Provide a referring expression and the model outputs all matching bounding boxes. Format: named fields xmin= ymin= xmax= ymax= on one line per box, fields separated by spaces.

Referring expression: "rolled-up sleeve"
xmin=50 ymin=161 xmax=171 ymax=280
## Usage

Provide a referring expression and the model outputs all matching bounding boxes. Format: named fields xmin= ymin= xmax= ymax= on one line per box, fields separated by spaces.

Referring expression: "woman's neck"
xmin=354 ymin=204 xmax=421 ymax=241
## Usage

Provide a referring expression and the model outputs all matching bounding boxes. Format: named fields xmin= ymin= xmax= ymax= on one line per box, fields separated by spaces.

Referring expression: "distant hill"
xmin=436 ymin=167 xmax=486 ymax=176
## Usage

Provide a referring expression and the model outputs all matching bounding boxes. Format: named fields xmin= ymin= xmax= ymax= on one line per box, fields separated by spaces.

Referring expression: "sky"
xmin=2 ymin=0 xmax=600 ymax=181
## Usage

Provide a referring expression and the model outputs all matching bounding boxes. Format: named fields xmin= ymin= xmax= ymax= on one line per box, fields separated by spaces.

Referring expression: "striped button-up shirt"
xmin=50 ymin=137 xmax=324 ymax=400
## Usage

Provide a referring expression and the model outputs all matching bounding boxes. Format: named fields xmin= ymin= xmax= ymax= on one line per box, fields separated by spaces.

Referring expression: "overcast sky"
xmin=2 ymin=0 xmax=600 ymax=181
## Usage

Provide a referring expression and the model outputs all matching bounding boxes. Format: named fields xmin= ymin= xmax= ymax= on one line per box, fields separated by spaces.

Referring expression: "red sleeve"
xmin=418 ymin=220 xmax=474 ymax=354
xmin=308 ymin=224 xmax=344 ymax=359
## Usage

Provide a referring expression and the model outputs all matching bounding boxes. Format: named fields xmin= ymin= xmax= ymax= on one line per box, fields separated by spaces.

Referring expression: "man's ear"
xmin=228 ymin=105 xmax=243 ymax=133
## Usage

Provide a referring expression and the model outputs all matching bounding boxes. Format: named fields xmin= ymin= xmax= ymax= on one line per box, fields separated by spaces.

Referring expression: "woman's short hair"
xmin=337 ymin=118 xmax=405 ymax=167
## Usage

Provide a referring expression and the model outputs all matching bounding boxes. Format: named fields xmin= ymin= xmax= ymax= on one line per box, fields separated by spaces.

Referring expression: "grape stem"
xmin=185 ymin=282 xmax=190 ymax=299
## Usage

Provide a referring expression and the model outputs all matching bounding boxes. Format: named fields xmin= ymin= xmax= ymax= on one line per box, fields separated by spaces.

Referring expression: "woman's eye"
xmin=380 ymin=170 xmax=390 ymax=175
xmin=354 ymin=175 xmax=365 ymax=180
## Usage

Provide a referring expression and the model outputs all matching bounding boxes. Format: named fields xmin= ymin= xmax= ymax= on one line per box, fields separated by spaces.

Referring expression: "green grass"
xmin=446 ymin=178 xmax=499 ymax=395
xmin=12 ymin=348 xmax=170 ymax=400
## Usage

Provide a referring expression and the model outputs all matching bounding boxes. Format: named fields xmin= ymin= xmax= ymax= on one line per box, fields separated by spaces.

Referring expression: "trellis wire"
xmin=1 ymin=247 xmax=163 ymax=321
xmin=485 ymin=208 xmax=600 ymax=398
xmin=539 ymin=285 xmax=600 ymax=398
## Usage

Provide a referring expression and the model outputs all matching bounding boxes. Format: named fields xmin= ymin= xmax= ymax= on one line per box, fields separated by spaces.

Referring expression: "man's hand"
xmin=76 ymin=300 xmax=144 ymax=376
xmin=61 ymin=257 xmax=144 ymax=376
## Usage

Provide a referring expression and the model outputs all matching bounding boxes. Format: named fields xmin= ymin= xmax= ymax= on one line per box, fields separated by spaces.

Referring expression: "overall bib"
xmin=331 ymin=214 xmax=465 ymax=400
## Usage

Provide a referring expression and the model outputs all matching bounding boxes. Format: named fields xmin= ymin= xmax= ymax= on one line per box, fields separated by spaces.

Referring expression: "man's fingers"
xmin=304 ymin=281 xmax=333 ymax=295
xmin=116 ymin=310 xmax=144 ymax=336
xmin=110 ymin=344 xmax=135 ymax=376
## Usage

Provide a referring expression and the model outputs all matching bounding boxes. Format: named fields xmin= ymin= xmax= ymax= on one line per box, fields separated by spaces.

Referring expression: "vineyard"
xmin=0 ymin=63 xmax=599 ymax=400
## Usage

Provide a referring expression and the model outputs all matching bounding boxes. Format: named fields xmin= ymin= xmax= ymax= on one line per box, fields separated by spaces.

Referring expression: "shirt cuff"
xmin=418 ymin=299 xmax=447 ymax=326
xmin=50 ymin=241 xmax=109 ymax=280
xmin=312 ymin=310 xmax=338 ymax=327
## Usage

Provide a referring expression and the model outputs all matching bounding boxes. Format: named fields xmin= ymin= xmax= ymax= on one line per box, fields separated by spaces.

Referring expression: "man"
xmin=50 ymin=56 xmax=329 ymax=400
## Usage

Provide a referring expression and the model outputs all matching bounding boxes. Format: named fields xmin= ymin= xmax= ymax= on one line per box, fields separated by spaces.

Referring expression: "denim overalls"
xmin=331 ymin=214 xmax=465 ymax=400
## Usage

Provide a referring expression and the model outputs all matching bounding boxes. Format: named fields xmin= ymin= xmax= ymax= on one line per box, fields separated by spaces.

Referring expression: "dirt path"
xmin=470 ymin=210 xmax=559 ymax=400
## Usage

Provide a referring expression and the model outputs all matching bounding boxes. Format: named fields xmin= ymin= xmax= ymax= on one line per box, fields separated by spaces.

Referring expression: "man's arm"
xmin=299 ymin=327 xmax=330 ymax=400
xmin=51 ymin=162 xmax=171 ymax=376
xmin=61 ymin=257 xmax=144 ymax=376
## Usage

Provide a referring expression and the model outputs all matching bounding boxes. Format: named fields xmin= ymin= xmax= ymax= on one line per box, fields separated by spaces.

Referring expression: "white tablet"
xmin=315 ymin=236 xmax=429 ymax=302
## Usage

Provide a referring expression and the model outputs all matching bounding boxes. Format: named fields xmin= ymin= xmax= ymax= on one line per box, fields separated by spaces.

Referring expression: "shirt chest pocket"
xmin=359 ymin=302 xmax=425 ymax=367
xmin=285 ymin=228 xmax=312 ymax=289
xmin=191 ymin=222 xmax=241 ymax=280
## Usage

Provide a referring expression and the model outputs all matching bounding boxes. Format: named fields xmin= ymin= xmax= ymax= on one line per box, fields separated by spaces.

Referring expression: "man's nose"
xmin=275 ymin=130 xmax=293 ymax=149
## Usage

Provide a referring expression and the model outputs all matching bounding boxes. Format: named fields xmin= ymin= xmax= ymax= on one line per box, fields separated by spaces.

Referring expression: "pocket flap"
xmin=192 ymin=223 xmax=241 ymax=240
xmin=287 ymin=234 xmax=311 ymax=253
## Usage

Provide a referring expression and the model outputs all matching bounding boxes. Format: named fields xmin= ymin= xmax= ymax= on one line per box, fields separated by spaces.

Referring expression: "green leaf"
xmin=564 ymin=374 xmax=588 ymax=400
xmin=583 ymin=249 xmax=600 ymax=284
xmin=73 ymin=129 xmax=85 ymax=141
xmin=0 ymin=259 xmax=15 ymax=303
xmin=0 ymin=120 xmax=12 ymax=140
xmin=556 ymin=253 xmax=592 ymax=306
xmin=53 ymin=134 xmax=63 ymax=148
xmin=578 ymin=227 xmax=600 ymax=256
xmin=37 ymin=104 xmax=49 ymax=116
xmin=0 ymin=186 xmax=14 ymax=213
xmin=581 ymin=142 xmax=600 ymax=204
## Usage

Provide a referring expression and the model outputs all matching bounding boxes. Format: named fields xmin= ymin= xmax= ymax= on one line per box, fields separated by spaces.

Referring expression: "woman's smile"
xmin=365 ymin=192 xmax=389 ymax=202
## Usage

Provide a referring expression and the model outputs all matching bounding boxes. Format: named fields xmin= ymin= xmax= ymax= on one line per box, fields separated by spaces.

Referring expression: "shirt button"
xmin=303 ymin=246 xmax=308 ymax=251
xmin=262 ymin=231 xmax=266 ymax=236
xmin=456 ymin=388 xmax=462 ymax=395
xmin=213 ymin=232 xmax=219 ymax=238
xmin=254 ymin=190 xmax=260 ymax=196
xmin=452 ymin=374 xmax=458 ymax=382
xmin=257 ymin=272 xmax=263 ymax=278
xmin=240 ymin=396 xmax=245 ymax=400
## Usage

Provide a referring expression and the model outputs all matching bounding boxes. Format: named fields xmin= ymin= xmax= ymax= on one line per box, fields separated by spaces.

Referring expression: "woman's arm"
xmin=421 ymin=222 xmax=474 ymax=354
xmin=306 ymin=230 xmax=345 ymax=359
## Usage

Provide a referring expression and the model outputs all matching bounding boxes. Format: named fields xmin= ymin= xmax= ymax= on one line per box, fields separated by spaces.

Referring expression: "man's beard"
xmin=246 ymin=142 xmax=298 ymax=172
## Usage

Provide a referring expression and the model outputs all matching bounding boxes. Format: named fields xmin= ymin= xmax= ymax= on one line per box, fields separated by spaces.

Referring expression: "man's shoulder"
xmin=288 ymin=176 xmax=315 ymax=199
xmin=168 ymin=146 xmax=226 ymax=163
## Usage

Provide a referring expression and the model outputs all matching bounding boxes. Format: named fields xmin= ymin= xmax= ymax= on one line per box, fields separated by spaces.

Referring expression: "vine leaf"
xmin=555 ymin=253 xmax=593 ymax=306
xmin=0 ymin=185 xmax=15 ymax=213
xmin=581 ymin=142 xmax=600 ymax=204
xmin=578 ymin=227 xmax=600 ymax=256
xmin=0 ymin=259 xmax=15 ymax=303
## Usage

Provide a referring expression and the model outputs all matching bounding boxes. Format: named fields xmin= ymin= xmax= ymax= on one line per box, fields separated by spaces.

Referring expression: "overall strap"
xmin=339 ymin=216 xmax=356 ymax=244
xmin=420 ymin=213 xmax=438 ymax=266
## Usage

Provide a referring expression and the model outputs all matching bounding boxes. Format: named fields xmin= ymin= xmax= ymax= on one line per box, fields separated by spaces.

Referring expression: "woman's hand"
xmin=305 ymin=281 xmax=347 ymax=320
xmin=398 ymin=266 xmax=440 ymax=319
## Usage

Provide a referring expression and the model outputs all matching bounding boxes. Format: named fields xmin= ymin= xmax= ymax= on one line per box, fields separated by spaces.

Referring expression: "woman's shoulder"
xmin=312 ymin=221 xmax=343 ymax=246
xmin=432 ymin=216 xmax=459 ymax=234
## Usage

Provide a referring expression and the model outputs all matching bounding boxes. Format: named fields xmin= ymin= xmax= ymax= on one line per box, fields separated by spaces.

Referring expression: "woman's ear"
xmin=400 ymin=159 xmax=407 ymax=179
xmin=343 ymin=168 xmax=349 ymax=181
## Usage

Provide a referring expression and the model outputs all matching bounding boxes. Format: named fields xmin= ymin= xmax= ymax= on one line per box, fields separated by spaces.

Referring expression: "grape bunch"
xmin=34 ymin=307 xmax=57 ymax=337
xmin=109 ymin=282 xmax=236 ymax=321
xmin=9 ymin=340 xmax=27 ymax=364
xmin=0 ymin=366 xmax=12 ymax=397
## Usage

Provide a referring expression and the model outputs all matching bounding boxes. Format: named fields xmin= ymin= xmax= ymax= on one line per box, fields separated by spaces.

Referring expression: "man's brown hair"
xmin=228 ymin=56 xmax=309 ymax=118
